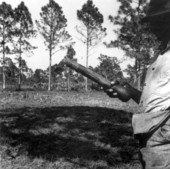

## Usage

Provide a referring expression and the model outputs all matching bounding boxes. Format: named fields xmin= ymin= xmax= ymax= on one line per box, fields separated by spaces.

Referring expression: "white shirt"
xmin=132 ymin=50 xmax=170 ymax=134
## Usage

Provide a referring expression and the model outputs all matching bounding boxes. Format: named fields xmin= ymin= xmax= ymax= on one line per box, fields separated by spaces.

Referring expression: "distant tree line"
xmin=0 ymin=52 xmax=123 ymax=91
xmin=0 ymin=0 xmax=160 ymax=91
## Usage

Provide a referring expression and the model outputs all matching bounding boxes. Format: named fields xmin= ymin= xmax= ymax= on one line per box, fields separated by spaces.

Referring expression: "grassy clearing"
xmin=0 ymin=91 xmax=140 ymax=169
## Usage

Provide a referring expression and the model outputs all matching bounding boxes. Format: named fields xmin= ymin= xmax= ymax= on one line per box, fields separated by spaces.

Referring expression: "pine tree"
xmin=76 ymin=0 xmax=106 ymax=91
xmin=107 ymin=0 xmax=159 ymax=89
xmin=0 ymin=2 xmax=14 ymax=89
xmin=14 ymin=1 xmax=36 ymax=90
xmin=36 ymin=0 xmax=71 ymax=91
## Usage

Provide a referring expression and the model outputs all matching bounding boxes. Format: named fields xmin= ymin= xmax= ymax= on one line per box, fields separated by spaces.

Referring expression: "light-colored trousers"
xmin=140 ymin=118 xmax=170 ymax=169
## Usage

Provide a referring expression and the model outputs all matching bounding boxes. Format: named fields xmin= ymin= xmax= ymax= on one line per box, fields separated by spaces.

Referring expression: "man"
xmin=105 ymin=0 xmax=170 ymax=168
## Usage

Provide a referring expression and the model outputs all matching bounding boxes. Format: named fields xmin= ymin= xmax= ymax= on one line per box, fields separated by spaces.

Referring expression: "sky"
xmin=1 ymin=0 xmax=133 ymax=71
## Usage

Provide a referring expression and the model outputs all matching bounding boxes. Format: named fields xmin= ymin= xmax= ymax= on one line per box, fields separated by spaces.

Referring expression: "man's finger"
xmin=110 ymin=80 xmax=119 ymax=86
xmin=105 ymin=88 xmax=114 ymax=92
xmin=106 ymin=91 xmax=118 ymax=98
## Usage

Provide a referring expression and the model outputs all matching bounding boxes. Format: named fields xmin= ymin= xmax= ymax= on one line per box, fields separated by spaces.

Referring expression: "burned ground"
xmin=0 ymin=91 xmax=138 ymax=169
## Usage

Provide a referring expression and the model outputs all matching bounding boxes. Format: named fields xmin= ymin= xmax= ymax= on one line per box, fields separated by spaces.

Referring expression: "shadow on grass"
xmin=0 ymin=106 xmax=138 ymax=166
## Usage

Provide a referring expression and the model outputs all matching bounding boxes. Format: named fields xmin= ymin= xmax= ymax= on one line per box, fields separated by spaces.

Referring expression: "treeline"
xmin=0 ymin=0 xmax=160 ymax=91
xmin=0 ymin=53 xmax=123 ymax=91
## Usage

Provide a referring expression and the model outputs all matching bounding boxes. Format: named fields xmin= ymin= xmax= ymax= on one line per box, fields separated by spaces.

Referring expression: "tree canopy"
xmin=95 ymin=54 xmax=123 ymax=81
xmin=13 ymin=1 xmax=36 ymax=90
xmin=76 ymin=0 xmax=106 ymax=91
xmin=36 ymin=0 xmax=71 ymax=91
xmin=107 ymin=0 xmax=160 ymax=89
xmin=0 ymin=2 xmax=14 ymax=89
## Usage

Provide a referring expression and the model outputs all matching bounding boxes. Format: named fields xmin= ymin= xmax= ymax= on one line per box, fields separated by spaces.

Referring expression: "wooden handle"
xmin=61 ymin=57 xmax=112 ymax=88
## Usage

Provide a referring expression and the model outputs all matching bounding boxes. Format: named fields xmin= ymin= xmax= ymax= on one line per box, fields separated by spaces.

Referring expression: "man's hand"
xmin=104 ymin=80 xmax=132 ymax=102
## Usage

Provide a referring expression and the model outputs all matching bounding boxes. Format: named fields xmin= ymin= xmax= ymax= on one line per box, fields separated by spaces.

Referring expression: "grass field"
xmin=0 ymin=91 xmax=140 ymax=169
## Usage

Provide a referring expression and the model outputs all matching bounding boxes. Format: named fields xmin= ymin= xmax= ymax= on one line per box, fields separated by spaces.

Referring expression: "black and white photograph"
xmin=0 ymin=0 xmax=170 ymax=168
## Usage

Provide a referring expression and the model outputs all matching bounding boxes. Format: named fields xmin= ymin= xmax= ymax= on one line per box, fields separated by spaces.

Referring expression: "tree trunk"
xmin=85 ymin=31 xmax=89 ymax=92
xmin=134 ymin=59 xmax=138 ymax=87
xmin=137 ymin=61 xmax=141 ymax=90
xmin=2 ymin=24 xmax=5 ymax=90
xmin=48 ymin=49 xmax=52 ymax=91
xmin=18 ymin=28 xmax=23 ymax=91
xmin=137 ymin=73 xmax=141 ymax=90
xmin=18 ymin=55 xmax=22 ymax=91
xmin=18 ymin=40 xmax=22 ymax=91
xmin=67 ymin=70 xmax=70 ymax=92
xmin=67 ymin=67 xmax=71 ymax=92
xmin=141 ymin=64 xmax=147 ymax=89
xmin=2 ymin=42 xmax=5 ymax=90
